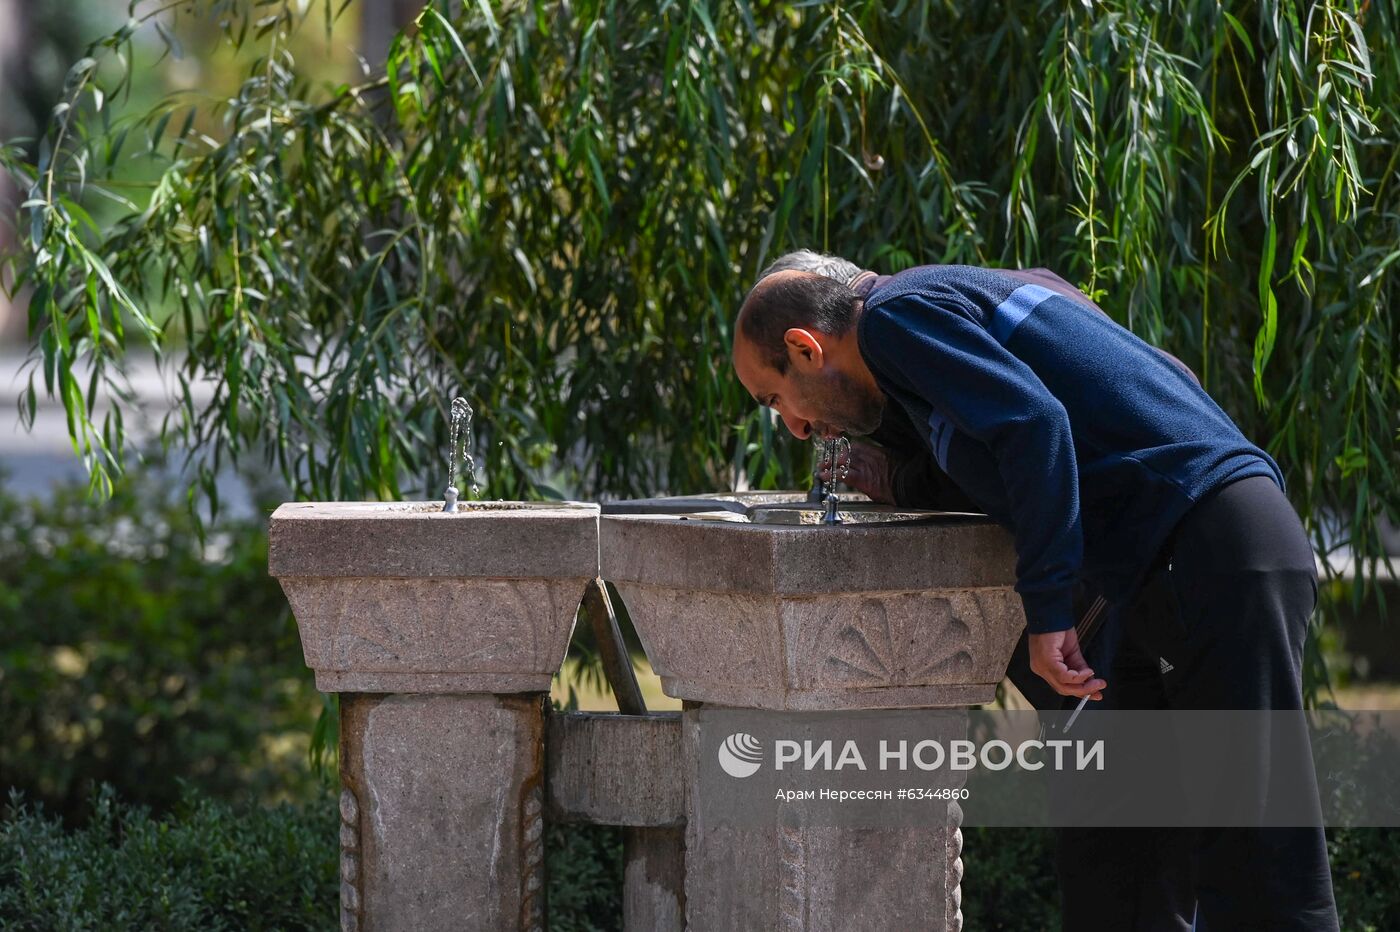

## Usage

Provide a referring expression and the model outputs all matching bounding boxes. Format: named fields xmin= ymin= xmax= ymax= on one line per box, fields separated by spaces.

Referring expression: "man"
xmin=731 ymin=252 xmax=1339 ymax=930
xmin=767 ymin=252 xmax=1209 ymax=712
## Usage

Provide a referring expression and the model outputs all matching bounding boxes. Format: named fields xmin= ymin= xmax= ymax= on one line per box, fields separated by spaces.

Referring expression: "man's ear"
xmin=783 ymin=328 xmax=824 ymax=369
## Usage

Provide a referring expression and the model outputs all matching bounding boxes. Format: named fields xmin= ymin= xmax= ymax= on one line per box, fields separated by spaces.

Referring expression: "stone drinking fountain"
xmin=269 ymin=400 xmax=598 ymax=931
xmin=269 ymin=414 xmax=1027 ymax=931
xmin=599 ymin=478 xmax=1025 ymax=930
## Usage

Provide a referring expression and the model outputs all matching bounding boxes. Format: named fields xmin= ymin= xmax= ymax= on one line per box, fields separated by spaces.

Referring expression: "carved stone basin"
xmin=268 ymin=500 xmax=599 ymax=694
xmin=600 ymin=497 xmax=1026 ymax=710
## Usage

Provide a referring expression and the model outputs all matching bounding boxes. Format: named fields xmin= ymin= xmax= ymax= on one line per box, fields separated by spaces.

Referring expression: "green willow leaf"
xmin=0 ymin=0 xmax=1394 ymax=711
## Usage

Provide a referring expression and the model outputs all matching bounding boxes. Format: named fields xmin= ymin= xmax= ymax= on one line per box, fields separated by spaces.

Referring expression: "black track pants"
xmin=1013 ymin=475 xmax=1340 ymax=931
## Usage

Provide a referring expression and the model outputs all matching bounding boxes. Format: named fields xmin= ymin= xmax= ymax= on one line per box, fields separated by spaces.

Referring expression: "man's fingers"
xmin=1046 ymin=676 xmax=1107 ymax=698
xmin=1061 ymin=646 xmax=1090 ymax=671
xmin=1048 ymin=660 xmax=1094 ymax=683
xmin=1028 ymin=629 xmax=1106 ymax=700
xmin=820 ymin=457 xmax=885 ymax=501
xmin=1038 ymin=661 xmax=1105 ymax=698
xmin=1051 ymin=681 xmax=1106 ymax=699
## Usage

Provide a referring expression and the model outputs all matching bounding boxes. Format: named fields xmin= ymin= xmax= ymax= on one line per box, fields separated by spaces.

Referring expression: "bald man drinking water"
xmin=730 ymin=252 xmax=1338 ymax=931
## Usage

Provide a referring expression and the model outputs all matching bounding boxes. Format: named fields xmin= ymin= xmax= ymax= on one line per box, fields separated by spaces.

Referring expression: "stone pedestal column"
xmin=679 ymin=703 xmax=971 ymax=931
xmin=602 ymin=514 xmax=1025 ymax=932
xmin=270 ymin=502 xmax=599 ymax=932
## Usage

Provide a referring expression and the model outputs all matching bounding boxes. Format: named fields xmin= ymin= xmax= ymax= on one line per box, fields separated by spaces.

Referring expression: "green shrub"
xmin=960 ymin=827 xmax=1060 ymax=931
xmin=0 ymin=471 xmax=319 ymax=819
xmin=0 ymin=783 xmax=625 ymax=932
xmin=1329 ymin=828 xmax=1400 ymax=932
xmin=2 ymin=786 xmax=1395 ymax=930
xmin=545 ymin=823 xmax=624 ymax=931
xmin=0 ymin=784 xmax=337 ymax=931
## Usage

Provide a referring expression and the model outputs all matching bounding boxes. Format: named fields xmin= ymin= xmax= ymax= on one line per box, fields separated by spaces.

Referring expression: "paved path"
xmin=0 ymin=351 xmax=254 ymax=514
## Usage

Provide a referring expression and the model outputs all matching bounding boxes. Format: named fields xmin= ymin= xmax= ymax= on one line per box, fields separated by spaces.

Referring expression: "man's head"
xmin=755 ymin=248 xmax=863 ymax=286
xmin=732 ymin=264 xmax=886 ymax=440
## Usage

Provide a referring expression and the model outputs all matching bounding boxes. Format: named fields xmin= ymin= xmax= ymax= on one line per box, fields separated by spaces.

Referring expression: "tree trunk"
xmin=358 ymin=0 xmax=425 ymax=76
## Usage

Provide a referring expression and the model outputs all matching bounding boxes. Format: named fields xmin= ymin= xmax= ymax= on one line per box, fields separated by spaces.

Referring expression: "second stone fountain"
xmin=599 ymin=492 xmax=1024 ymax=708
xmin=599 ymin=492 xmax=1027 ymax=930
xmin=270 ymin=497 xmax=599 ymax=932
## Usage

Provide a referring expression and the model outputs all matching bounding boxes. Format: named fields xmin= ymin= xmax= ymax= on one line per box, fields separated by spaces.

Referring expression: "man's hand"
xmin=1029 ymin=628 xmax=1106 ymax=700
xmin=817 ymin=439 xmax=898 ymax=504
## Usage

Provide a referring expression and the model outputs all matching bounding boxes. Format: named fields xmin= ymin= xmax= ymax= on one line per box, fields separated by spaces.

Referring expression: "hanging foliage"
xmin=2 ymin=0 xmax=1396 ymax=604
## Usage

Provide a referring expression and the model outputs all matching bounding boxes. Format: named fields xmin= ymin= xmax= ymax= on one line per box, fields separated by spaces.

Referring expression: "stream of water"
xmin=815 ymin=435 xmax=851 ymax=523
xmin=443 ymin=397 xmax=480 ymax=510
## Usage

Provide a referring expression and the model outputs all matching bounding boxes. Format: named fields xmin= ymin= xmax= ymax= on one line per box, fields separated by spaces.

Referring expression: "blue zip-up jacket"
xmin=855 ymin=264 xmax=1284 ymax=634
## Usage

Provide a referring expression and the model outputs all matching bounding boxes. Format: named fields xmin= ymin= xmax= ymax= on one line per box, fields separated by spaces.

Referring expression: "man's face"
xmin=732 ymin=330 xmax=885 ymax=440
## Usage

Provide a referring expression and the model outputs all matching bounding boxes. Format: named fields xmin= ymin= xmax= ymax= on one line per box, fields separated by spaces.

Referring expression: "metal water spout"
xmin=822 ymin=491 xmax=841 ymax=524
xmin=816 ymin=436 xmax=850 ymax=525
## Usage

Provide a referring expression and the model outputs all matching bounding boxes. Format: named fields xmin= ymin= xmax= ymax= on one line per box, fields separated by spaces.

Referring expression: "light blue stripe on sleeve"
xmin=927 ymin=411 xmax=954 ymax=470
xmin=989 ymin=283 xmax=1057 ymax=344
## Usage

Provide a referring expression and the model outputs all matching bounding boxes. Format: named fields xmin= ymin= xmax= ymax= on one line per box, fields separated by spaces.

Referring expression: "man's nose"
xmin=780 ymin=410 xmax=812 ymax=440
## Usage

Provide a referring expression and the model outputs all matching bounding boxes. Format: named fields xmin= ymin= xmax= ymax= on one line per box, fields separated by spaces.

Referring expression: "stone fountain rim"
xmin=597 ymin=510 xmax=997 ymax=532
xmin=268 ymin=500 xmax=601 ymax=580
xmin=270 ymin=500 xmax=601 ymax=520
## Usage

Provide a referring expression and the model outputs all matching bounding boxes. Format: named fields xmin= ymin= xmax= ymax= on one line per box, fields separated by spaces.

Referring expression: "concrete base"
xmin=338 ymin=693 xmax=547 ymax=932
xmin=681 ymin=822 xmax=963 ymax=931
xmin=624 ymin=826 xmax=686 ymax=930
xmin=682 ymin=705 xmax=964 ymax=931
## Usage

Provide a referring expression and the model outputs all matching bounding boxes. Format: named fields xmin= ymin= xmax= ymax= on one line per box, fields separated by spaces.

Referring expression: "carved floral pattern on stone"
xmin=788 ymin=590 xmax=1013 ymax=689
xmin=617 ymin=584 xmax=1025 ymax=701
xmin=280 ymin=577 xmax=579 ymax=674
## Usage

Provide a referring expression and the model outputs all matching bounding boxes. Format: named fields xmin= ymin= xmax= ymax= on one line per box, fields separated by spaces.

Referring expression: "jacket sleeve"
xmin=864 ymin=400 xmax=978 ymax=510
xmin=860 ymin=294 xmax=1081 ymax=633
